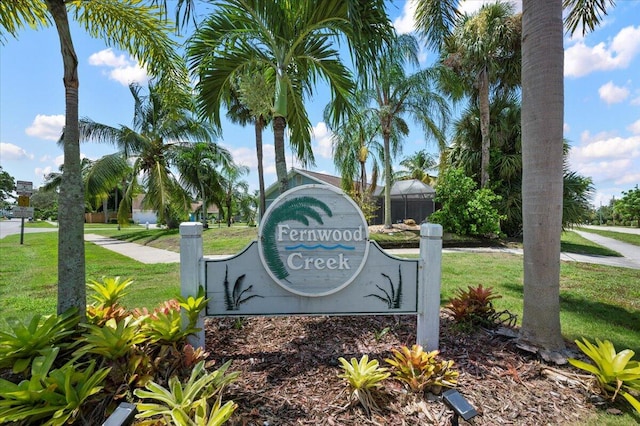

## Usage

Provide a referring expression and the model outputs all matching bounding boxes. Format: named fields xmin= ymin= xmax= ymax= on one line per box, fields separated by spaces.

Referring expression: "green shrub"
xmin=429 ymin=168 xmax=503 ymax=237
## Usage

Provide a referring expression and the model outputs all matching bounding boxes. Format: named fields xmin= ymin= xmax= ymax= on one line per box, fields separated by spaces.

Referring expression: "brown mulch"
xmin=204 ymin=314 xmax=622 ymax=426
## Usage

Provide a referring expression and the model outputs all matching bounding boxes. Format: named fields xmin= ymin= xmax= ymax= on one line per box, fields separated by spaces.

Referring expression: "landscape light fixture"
xmin=443 ymin=389 xmax=478 ymax=425
xmin=102 ymin=402 xmax=137 ymax=426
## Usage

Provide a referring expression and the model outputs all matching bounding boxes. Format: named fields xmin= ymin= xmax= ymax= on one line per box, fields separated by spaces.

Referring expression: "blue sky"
xmin=1 ymin=0 xmax=639 ymax=208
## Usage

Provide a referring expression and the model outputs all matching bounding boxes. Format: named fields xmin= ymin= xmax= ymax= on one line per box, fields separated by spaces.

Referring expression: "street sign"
xmin=16 ymin=180 xmax=33 ymax=196
xmin=13 ymin=206 xmax=34 ymax=218
xmin=18 ymin=195 xmax=30 ymax=207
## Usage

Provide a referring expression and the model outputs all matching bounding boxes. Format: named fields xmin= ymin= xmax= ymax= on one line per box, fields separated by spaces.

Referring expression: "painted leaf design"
xmin=262 ymin=196 xmax=332 ymax=280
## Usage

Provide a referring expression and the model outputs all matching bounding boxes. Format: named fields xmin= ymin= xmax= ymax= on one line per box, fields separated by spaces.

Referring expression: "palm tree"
xmin=42 ymin=154 xmax=131 ymax=220
xmin=1 ymin=0 xmax=186 ymax=315
xmin=172 ymin=141 xmax=232 ymax=228
xmin=220 ymin=164 xmax=250 ymax=227
xmin=416 ymin=0 xmax=612 ymax=352
xmin=186 ymin=0 xmax=393 ymax=194
xmin=79 ymin=81 xmax=217 ymax=228
xmin=325 ymin=95 xmax=382 ymax=200
xmin=396 ymin=150 xmax=439 ymax=186
xmin=354 ymin=34 xmax=449 ymax=229
xmin=449 ymin=95 xmax=593 ymax=237
xmin=440 ymin=1 xmax=521 ymax=188
xmin=224 ymin=70 xmax=273 ymax=218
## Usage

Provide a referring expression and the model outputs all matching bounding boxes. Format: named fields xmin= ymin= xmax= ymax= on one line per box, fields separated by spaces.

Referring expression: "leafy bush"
xmin=337 ymin=355 xmax=390 ymax=416
xmin=569 ymin=338 xmax=640 ymax=412
xmin=429 ymin=168 xmax=503 ymax=237
xmin=385 ymin=344 xmax=458 ymax=394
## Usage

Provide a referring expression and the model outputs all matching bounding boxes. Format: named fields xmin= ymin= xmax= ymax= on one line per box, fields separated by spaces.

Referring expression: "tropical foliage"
xmin=447 ymin=95 xmax=594 ymax=236
xmin=338 ymin=355 xmax=390 ymax=416
xmin=78 ymin=82 xmax=219 ymax=228
xmin=187 ymin=0 xmax=393 ymax=194
xmin=569 ymin=338 xmax=640 ymax=412
xmin=385 ymin=345 xmax=458 ymax=394
xmin=429 ymin=168 xmax=503 ymax=237
xmin=0 ymin=279 xmax=231 ymax=424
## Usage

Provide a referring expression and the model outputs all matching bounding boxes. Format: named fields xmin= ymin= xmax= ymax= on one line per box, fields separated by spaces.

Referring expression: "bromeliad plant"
xmin=0 ymin=308 xmax=80 ymax=374
xmin=134 ymin=360 xmax=239 ymax=425
xmin=446 ymin=284 xmax=502 ymax=327
xmin=0 ymin=348 xmax=110 ymax=425
xmin=568 ymin=338 xmax=640 ymax=412
xmin=385 ymin=344 xmax=459 ymax=394
xmin=337 ymin=355 xmax=390 ymax=416
xmin=86 ymin=276 xmax=134 ymax=325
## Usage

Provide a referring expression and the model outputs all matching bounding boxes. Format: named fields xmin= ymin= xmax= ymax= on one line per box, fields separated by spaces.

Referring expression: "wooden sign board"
xmin=180 ymin=184 xmax=444 ymax=351
xmin=205 ymin=241 xmax=418 ymax=315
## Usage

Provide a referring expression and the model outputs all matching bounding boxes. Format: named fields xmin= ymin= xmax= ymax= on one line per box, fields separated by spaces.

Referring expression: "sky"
xmin=1 ymin=0 xmax=639 ymax=208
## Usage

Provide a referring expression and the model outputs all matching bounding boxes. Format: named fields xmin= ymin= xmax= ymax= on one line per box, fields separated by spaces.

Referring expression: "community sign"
xmin=203 ymin=185 xmax=419 ymax=316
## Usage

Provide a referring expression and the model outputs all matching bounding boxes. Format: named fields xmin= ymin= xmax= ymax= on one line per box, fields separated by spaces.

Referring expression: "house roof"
xmin=373 ymin=179 xmax=435 ymax=199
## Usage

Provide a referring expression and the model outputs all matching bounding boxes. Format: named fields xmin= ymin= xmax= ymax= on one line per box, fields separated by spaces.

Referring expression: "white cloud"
xmin=224 ymin=143 xmax=276 ymax=175
xmin=88 ymin=48 xmax=148 ymax=86
xmin=575 ymin=135 xmax=640 ymax=159
xmin=0 ymin=142 xmax=34 ymax=161
xmin=628 ymin=119 xmax=640 ymax=135
xmin=565 ymin=25 xmax=640 ymax=77
xmin=25 ymin=114 xmax=64 ymax=140
xmin=563 ymin=122 xmax=570 ymax=134
xmin=598 ymin=81 xmax=629 ymax=105
xmin=615 ymin=172 xmax=640 ymax=185
xmin=311 ymin=122 xmax=333 ymax=159
xmin=35 ymin=166 xmax=53 ymax=180
xmin=393 ymin=0 xmax=417 ymax=34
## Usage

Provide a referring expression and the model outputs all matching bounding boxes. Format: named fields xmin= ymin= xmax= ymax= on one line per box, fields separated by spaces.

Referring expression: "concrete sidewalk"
xmin=85 ymin=233 xmax=640 ymax=269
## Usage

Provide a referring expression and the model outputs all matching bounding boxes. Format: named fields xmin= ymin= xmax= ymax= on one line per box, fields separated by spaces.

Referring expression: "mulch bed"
xmin=204 ymin=313 xmax=623 ymax=425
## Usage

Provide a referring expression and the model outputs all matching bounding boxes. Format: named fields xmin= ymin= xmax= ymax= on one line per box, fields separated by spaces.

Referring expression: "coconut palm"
xmin=79 ymin=81 xmax=218 ymax=228
xmin=1 ymin=0 xmax=186 ymax=315
xmin=352 ymin=34 xmax=449 ymax=229
xmin=186 ymin=0 xmax=393 ymax=194
xmin=172 ymin=141 xmax=232 ymax=228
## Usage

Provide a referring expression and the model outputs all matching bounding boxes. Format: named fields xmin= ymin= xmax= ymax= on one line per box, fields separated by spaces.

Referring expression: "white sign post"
xmin=180 ymin=185 xmax=443 ymax=350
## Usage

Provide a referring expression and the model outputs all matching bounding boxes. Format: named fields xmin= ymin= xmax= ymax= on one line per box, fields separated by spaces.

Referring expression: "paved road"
xmin=0 ymin=218 xmax=58 ymax=239
xmin=579 ymin=224 xmax=640 ymax=235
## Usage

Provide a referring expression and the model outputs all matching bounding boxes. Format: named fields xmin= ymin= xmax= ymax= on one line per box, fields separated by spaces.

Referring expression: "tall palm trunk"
xmin=46 ymin=0 xmax=86 ymax=317
xmin=519 ymin=0 xmax=565 ymax=351
xmin=383 ymin=128 xmax=393 ymax=229
xmin=478 ymin=67 xmax=491 ymax=188
xmin=274 ymin=116 xmax=288 ymax=193
xmin=256 ymin=115 xmax=266 ymax=218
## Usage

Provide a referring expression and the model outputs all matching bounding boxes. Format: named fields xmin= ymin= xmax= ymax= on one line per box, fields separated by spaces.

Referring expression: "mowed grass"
xmin=0 ymin=232 xmax=178 ymax=324
xmin=1 ymin=229 xmax=638 ymax=355
xmin=577 ymin=226 xmax=640 ymax=246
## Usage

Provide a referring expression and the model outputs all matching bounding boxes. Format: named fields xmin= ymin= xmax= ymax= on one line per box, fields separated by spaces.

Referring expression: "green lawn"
xmin=577 ymin=226 xmax=640 ymax=246
xmin=1 ymin=230 xmax=638 ymax=356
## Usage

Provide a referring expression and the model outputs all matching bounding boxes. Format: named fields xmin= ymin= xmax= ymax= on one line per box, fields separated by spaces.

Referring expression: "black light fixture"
xmin=443 ymin=389 xmax=478 ymax=425
xmin=102 ymin=402 xmax=137 ymax=426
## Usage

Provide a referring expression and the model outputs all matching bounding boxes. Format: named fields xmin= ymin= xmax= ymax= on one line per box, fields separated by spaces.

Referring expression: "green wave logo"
xmin=262 ymin=196 xmax=332 ymax=280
